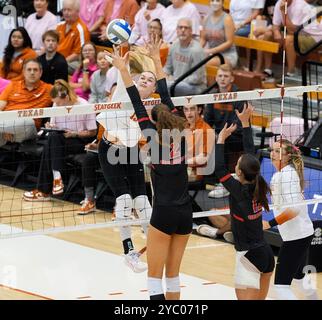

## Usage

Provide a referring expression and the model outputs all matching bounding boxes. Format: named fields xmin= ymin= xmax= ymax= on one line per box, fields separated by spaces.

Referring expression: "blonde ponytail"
xmin=279 ymin=139 xmax=305 ymax=191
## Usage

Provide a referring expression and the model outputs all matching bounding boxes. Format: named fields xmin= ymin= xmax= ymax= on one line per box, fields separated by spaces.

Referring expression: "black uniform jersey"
xmin=126 ymin=78 xmax=190 ymax=206
xmin=215 ymin=127 xmax=267 ymax=251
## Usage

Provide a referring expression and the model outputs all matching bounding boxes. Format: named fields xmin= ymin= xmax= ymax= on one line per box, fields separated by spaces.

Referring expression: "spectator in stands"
xmin=95 ymin=0 xmax=140 ymax=47
xmin=160 ymin=0 xmax=201 ymax=44
xmin=230 ymin=0 xmax=265 ymax=70
xmin=130 ymin=19 xmax=169 ymax=71
xmin=0 ymin=1 xmax=15 ymax=60
xmin=56 ymin=0 xmax=90 ymax=74
xmin=77 ymin=53 xmax=112 ymax=215
xmin=183 ymin=103 xmax=234 ymax=243
xmin=23 ymin=79 xmax=97 ymax=202
xmin=0 ymin=77 xmax=10 ymax=93
xmin=0 ymin=27 xmax=37 ymax=81
xmin=70 ymin=42 xmax=98 ymax=101
xmin=200 ymin=0 xmax=238 ymax=68
xmin=204 ymin=64 xmax=245 ymax=198
xmin=38 ymin=30 xmax=68 ymax=84
xmin=253 ymin=0 xmax=278 ymax=80
xmin=105 ymin=67 xmax=119 ymax=99
xmin=89 ymin=51 xmax=111 ymax=104
xmin=0 ymin=59 xmax=52 ymax=146
xmin=25 ymin=0 xmax=58 ymax=55
xmin=184 ymin=104 xmax=215 ymax=181
xmin=79 ymin=0 xmax=106 ymax=38
xmin=77 ymin=125 xmax=104 ymax=215
xmin=273 ymin=0 xmax=318 ymax=78
xmin=197 ymin=214 xmax=234 ymax=243
xmin=230 ymin=0 xmax=265 ymax=37
xmin=164 ymin=18 xmax=206 ymax=96
xmin=129 ymin=0 xmax=166 ymax=46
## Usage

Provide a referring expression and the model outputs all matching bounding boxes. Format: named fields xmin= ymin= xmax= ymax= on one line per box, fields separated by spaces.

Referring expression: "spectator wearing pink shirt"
xmin=160 ymin=0 xmax=201 ymax=44
xmin=129 ymin=0 xmax=166 ymax=46
xmin=273 ymin=0 xmax=317 ymax=77
xmin=79 ymin=0 xmax=106 ymax=34
xmin=25 ymin=0 xmax=58 ymax=55
xmin=0 ymin=77 xmax=10 ymax=94
xmin=23 ymin=80 xmax=97 ymax=202
xmin=70 ymin=42 xmax=98 ymax=101
xmin=95 ymin=0 xmax=140 ymax=47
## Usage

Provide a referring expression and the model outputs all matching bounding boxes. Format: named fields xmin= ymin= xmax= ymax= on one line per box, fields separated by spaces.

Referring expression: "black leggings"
xmin=82 ymin=152 xmax=99 ymax=188
xmin=274 ymin=235 xmax=313 ymax=285
xmin=98 ymin=139 xmax=147 ymax=198
xmin=37 ymin=132 xmax=89 ymax=194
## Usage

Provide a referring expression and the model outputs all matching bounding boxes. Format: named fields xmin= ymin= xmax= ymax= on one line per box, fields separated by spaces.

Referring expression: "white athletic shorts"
xmin=234 ymin=250 xmax=261 ymax=290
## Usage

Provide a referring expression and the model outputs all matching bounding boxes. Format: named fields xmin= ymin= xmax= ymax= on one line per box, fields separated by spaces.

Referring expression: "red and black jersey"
xmin=215 ymin=127 xmax=267 ymax=251
xmin=126 ymin=78 xmax=190 ymax=206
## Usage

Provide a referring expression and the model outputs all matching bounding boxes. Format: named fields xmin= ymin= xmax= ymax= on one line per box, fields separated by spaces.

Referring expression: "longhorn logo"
xmin=65 ymin=106 xmax=73 ymax=114
xmin=186 ymin=96 xmax=193 ymax=104
xmin=257 ymin=90 xmax=265 ymax=97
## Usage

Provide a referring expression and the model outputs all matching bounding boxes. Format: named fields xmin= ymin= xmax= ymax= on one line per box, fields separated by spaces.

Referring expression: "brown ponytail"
xmin=254 ymin=174 xmax=271 ymax=212
xmin=278 ymin=139 xmax=305 ymax=191
xmin=152 ymin=104 xmax=186 ymax=145
xmin=239 ymin=154 xmax=271 ymax=212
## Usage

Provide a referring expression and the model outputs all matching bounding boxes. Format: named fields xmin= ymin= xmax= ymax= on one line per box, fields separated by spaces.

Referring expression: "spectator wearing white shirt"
xmin=164 ymin=18 xmax=206 ymax=96
xmin=25 ymin=0 xmax=58 ymax=55
xmin=273 ymin=0 xmax=318 ymax=77
xmin=129 ymin=0 xmax=166 ymax=46
xmin=161 ymin=0 xmax=201 ymax=44
xmin=230 ymin=0 xmax=265 ymax=37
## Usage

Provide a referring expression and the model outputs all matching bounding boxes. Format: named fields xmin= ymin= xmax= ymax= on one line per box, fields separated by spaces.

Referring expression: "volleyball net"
xmin=0 ymin=84 xmax=322 ymax=238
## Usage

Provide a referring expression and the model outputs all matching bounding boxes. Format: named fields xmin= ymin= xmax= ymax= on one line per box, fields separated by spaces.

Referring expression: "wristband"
xmin=268 ymin=218 xmax=278 ymax=228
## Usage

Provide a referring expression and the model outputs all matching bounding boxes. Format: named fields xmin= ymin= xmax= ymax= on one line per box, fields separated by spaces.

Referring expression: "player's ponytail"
xmin=239 ymin=154 xmax=271 ymax=211
xmin=152 ymin=104 xmax=186 ymax=145
xmin=278 ymin=139 xmax=305 ymax=192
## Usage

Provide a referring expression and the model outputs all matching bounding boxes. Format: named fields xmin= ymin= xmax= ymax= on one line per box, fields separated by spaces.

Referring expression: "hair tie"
xmin=292 ymin=145 xmax=300 ymax=153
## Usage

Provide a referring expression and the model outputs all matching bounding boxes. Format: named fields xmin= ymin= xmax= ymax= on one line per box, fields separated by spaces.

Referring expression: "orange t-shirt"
xmin=0 ymin=80 xmax=53 ymax=129
xmin=188 ymin=117 xmax=214 ymax=158
xmin=187 ymin=117 xmax=215 ymax=179
xmin=0 ymin=47 xmax=37 ymax=81
xmin=56 ymin=18 xmax=90 ymax=58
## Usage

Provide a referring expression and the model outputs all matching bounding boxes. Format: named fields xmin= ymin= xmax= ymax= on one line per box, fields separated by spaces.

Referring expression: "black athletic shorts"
xmin=275 ymin=234 xmax=313 ymax=285
xmin=244 ymin=244 xmax=275 ymax=273
xmin=150 ymin=202 xmax=193 ymax=235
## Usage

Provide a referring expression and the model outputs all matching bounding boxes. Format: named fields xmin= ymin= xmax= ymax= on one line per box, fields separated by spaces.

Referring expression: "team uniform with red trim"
xmin=126 ymin=78 xmax=192 ymax=235
xmin=215 ymin=127 xmax=275 ymax=289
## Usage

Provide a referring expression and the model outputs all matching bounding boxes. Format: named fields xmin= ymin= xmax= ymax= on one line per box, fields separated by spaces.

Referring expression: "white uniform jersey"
xmin=271 ymin=165 xmax=314 ymax=241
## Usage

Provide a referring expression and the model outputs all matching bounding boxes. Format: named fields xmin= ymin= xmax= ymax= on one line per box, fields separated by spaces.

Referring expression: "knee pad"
xmin=274 ymin=285 xmax=297 ymax=300
xmin=115 ymin=194 xmax=133 ymax=219
xmin=166 ymin=276 xmax=180 ymax=293
xmin=148 ymin=277 xmax=164 ymax=296
xmin=133 ymin=195 xmax=152 ymax=220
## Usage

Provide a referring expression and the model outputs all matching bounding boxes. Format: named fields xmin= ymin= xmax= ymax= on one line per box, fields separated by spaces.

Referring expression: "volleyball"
xmin=106 ymin=19 xmax=131 ymax=45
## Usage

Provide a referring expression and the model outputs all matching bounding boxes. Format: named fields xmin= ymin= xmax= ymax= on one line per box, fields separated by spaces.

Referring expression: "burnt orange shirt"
xmin=188 ymin=117 xmax=214 ymax=158
xmin=57 ymin=18 xmax=90 ymax=58
xmin=187 ymin=117 xmax=215 ymax=179
xmin=0 ymin=47 xmax=37 ymax=81
xmin=0 ymin=80 xmax=52 ymax=129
